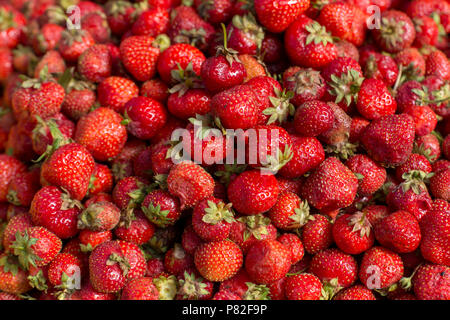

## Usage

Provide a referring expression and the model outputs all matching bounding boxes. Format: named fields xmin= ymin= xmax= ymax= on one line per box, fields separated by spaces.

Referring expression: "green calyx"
xmin=45 ymin=5 xmax=68 ymax=25
xmin=216 ymin=23 xmax=241 ymax=66
xmin=21 ymin=66 xmax=53 ymax=90
xmin=305 ymin=21 xmax=333 ymax=46
xmin=77 ymin=203 xmax=104 ymax=230
xmin=348 ymin=212 xmax=372 ymax=238
xmin=232 ymin=13 xmax=264 ymax=50
xmin=243 ymin=282 xmax=271 ymax=300
xmin=105 ymin=0 xmax=132 ymax=17
xmin=324 ymin=139 xmax=358 ymax=161
xmin=263 ymin=86 xmax=295 ymax=125
xmin=202 ymin=200 xmax=234 ymax=225
xmin=259 ymin=145 xmax=294 ymax=175
xmin=154 ymin=275 xmax=178 ymax=300
xmin=0 ymin=255 xmax=21 ymax=276
xmin=61 ymin=27 xmax=87 ymax=46
xmin=10 ymin=231 xmax=42 ymax=270
xmin=289 ymin=200 xmax=310 ymax=229
xmin=0 ymin=7 xmax=16 ymax=30
xmin=6 ymin=190 xmax=21 ymax=206
xmin=152 ymin=34 xmax=171 ymax=52
xmin=169 ymin=62 xmax=203 ymax=96
xmin=238 ymin=214 xmax=271 ymax=241
xmin=177 ymin=272 xmax=209 ymax=300
xmin=54 ymin=272 xmax=77 ymax=300
xmin=320 ymin=278 xmax=342 ymax=300
xmin=214 ymin=163 xmax=247 ymax=186
xmin=174 ymin=28 xmax=207 ymax=48
xmin=142 ymin=202 xmax=173 ymax=228
xmin=379 ymin=17 xmax=406 ymax=49
xmin=401 ymin=170 xmax=434 ymax=194
xmin=413 ymin=143 xmax=437 ymax=163
xmin=328 ymin=68 xmax=364 ymax=106
xmin=28 ymin=269 xmax=48 ymax=291
xmin=287 ymin=68 xmax=324 ymax=97
xmin=60 ymin=189 xmax=83 ymax=211
xmin=106 ymin=253 xmax=130 ymax=276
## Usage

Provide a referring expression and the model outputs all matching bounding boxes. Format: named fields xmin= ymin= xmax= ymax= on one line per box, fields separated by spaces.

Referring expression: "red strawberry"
xmin=81 ymin=11 xmax=111 ymax=44
xmin=79 ymin=280 xmax=116 ymax=300
xmin=345 ymin=154 xmax=387 ymax=196
xmin=395 ymin=47 xmax=426 ymax=78
xmin=77 ymin=44 xmax=112 ymax=83
xmin=429 ymin=169 xmax=449 ymax=201
xmin=6 ymin=169 xmax=40 ymax=207
xmin=413 ymin=16 xmax=439 ymax=47
xmin=75 ymin=107 xmax=127 ymax=162
xmin=361 ymin=114 xmax=415 ymax=167
xmin=140 ymin=79 xmax=170 ymax=103
xmin=88 ymin=163 xmax=113 ymax=196
xmin=245 ymin=239 xmax=291 ymax=284
xmin=194 ymin=240 xmax=243 ymax=282
xmin=121 ymin=277 xmax=159 ymax=300
xmin=359 ymin=246 xmax=404 ymax=290
xmin=164 ymin=243 xmax=194 ymax=276
xmin=283 ymin=67 xmax=326 ymax=107
xmin=79 ymin=230 xmax=113 ymax=252
xmin=0 ymin=254 xmax=31 ymax=294
xmin=132 ymin=7 xmax=170 ymax=37
xmin=181 ymin=225 xmax=204 ymax=256
xmin=225 ymin=13 xmax=265 ymax=56
xmin=47 ymin=253 xmax=82 ymax=299
xmin=58 ymin=29 xmax=95 ymax=62
xmin=334 ymin=284 xmax=376 ymax=300
xmin=277 ymin=233 xmax=304 ymax=264
xmin=360 ymin=51 xmax=398 ymax=87
xmin=142 ymin=189 xmax=181 ymax=228
xmin=268 ymin=192 xmax=310 ymax=230
xmin=332 ymin=212 xmax=374 ymax=255
xmin=114 ymin=211 xmax=155 ymax=245
xmin=284 ymin=273 xmax=322 ymax=300
xmin=97 ymin=76 xmax=139 ymax=113
xmin=2 ymin=213 xmax=32 ymax=253
xmin=77 ymin=201 xmax=121 ymax=232
xmin=357 ymin=79 xmax=397 ymax=120
xmin=61 ymin=87 xmax=96 ymax=121
xmin=405 ymin=105 xmax=437 ymax=137
xmin=413 ymin=264 xmax=450 ymax=300
xmin=425 ymin=50 xmax=450 ymax=80
xmin=194 ymin=0 xmax=233 ymax=25
xmin=177 ymin=271 xmax=214 ymax=300
xmin=254 ymin=0 xmax=310 ymax=33
xmin=396 ymin=153 xmax=432 ymax=182
xmin=293 ymin=100 xmax=334 ymax=137
xmin=301 ymin=214 xmax=333 ymax=255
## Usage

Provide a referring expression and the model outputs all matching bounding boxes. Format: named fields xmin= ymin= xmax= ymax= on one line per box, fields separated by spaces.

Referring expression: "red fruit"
xmin=361 ymin=114 xmax=415 ymax=167
xmin=78 ymin=201 xmax=121 ymax=232
xmin=425 ymin=50 xmax=450 ymax=80
xmin=413 ymin=264 xmax=450 ymax=300
xmin=47 ymin=253 xmax=82 ymax=292
xmin=429 ymin=169 xmax=450 ymax=201
xmin=58 ymin=29 xmax=95 ymax=62
xmin=395 ymin=153 xmax=432 ymax=181
xmin=61 ymin=88 xmax=96 ymax=121
xmin=310 ymin=248 xmax=358 ymax=288
xmin=6 ymin=169 xmax=40 ymax=207
xmin=374 ymin=210 xmax=421 ymax=253
xmin=140 ymin=79 xmax=169 ymax=103
xmin=302 ymin=214 xmax=333 ymax=255
xmin=284 ymin=273 xmax=322 ymax=300
xmin=245 ymin=239 xmax=291 ymax=284
xmin=194 ymin=0 xmax=233 ymax=25
xmin=0 ymin=47 xmax=12 ymax=82
xmin=359 ymin=246 xmax=404 ymax=289
xmin=277 ymin=233 xmax=304 ymax=264
xmin=2 ymin=213 xmax=32 ymax=253
xmin=97 ymin=76 xmax=139 ymax=113
xmin=0 ymin=254 xmax=31 ymax=294
xmin=194 ymin=240 xmax=243 ymax=282
xmin=132 ymin=8 xmax=169 ymax=37
xmin=0 ymin=4 xmax=26 ymax=49
xmin=268 ymin=192 xmax=310 ymax=230
xmin=11 ymin=226 xmax=62 ymax=270
xmin=167 ymin=161 xmax=215 ymax=210
xmin=395 ymin=47 xmax=426 ymax=78
xmin=142 ymin=190 xmax=181 ymax=228
xmin=30 ymin=186 xmax=81 ymax=239
xmin=404 ymin=105 xmax=437 ymax=137
xmin=177 ymin=271 xmax=214 ymax=300
xmin=357 ymin=79 xmax=397 ymax=120
xmin=283 ymin=67 xmax=326 ymax=107
xmin=360 ymin=52 xmax=398 ymax=87
xmin=284 ymin=16 xmax=338 ymax=69
xmin=112 ymin=176 xmax=149 ymax=211
xmin=413 ymin=16 xmax=439 ymax=47
xmin=146 ymin=258 xmax=165 ymax=278
xmin=88 ymin=163 xmax=113 ymax=196
xmin=79 ymin=281 xmax=116 ymax=300
xmin=293 ymin=100 xmax=334 ymax=137
xmin=121 ymin=277 xmax=159 ymax=300
xmin=164 ymin=244 xmax=194 ymax=276
xmin=114 ymin=211 xmax=155 ymax=245
xmin=79 ymin=230 xmax=113 ymax=252
xmin=345 ymin=154 xmax=387 ymax=196
xmin=75 ymin=107 xmax=127 ymax=162
xmin=332 ymin=212 xmax=375 ymax=255
xmin=192 ymin=197 xmax=235 ymax=242
xmin=254 ymin=0 xmax=310 ymax=33
xmin=78 ymin=44 xmax=111 ymax=83
xmin=334 ymin=284 xmax=376 ymax=300
xmin=213 ymin=290 xmax=242 ymax=300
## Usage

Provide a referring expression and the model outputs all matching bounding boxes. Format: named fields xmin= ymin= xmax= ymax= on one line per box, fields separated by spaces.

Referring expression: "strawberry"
xmin=360 ymin=51 xmax=398 ymax=87
xmin=79 ymin=230 xmax=113 ymax=252
xmin=61 ymin=87 xmax=96 ymax=121
xmin=114 ymin=211 xmax=155 ymax=245
xmin=58 ymin=29 xmax=95 ymax=63
xmin=361 ymin=114 xmax=415 ymax=167
xmin=213 ymin=290 xmax=242 ymax=300
xmin=79 ymin=280 xmax=116 ymax=300
xmin=395 ymin=47 xmax=426 ymax=78
xmin=372 ymin=10 xmax=416 ymax=53
xmin=429 ymin=169 xmax=449 ymax=201
xmin=77 ymin=44 xmax=112 ymax=83
xmin=2 ymin=213 xmax=32 ymax=253
xmin=301 ymin=214 xmax=333 ymax=255
xmin=141 ymin=190 xmax=182 ymax=228
xmin=225 ymin=14 xmax=265 ymax=56
xmin=356 ymin=78 xmax=397 ymax=120
xmin=0 ymin=47 xmax=12 ymax=82
xmin=345 ymin=154 xmax=387 ymax=196
xmin=167 ymin=161 xmax=215 ymax=210
xmin=177 ymin=271 xmax=214 ymax=300
xmin=268 ymin=192 xmax=310 ymax=230
xmin=405 ymin=105 xmax=437 ymax=137
xmin=310 ymin=248 xmax=358 ymax=288
xmin=146 ymin=257 xmax=165 ymax=278
xmin=77 ymin=201 xmax=121 ymax=232
xmin=47 ymin=253 xmax=82 ymax=299
xmin=415 ymin=134 xmax=441 ymax=163
xmin=413 ymin=264 xmax=450 ymax=300
xmin=284 ymin=273 xmax=322 ymax=300
xmin=75 ymin=107 xmax=127 ymax=162
xmin=332 ymin=212 xmax=374 ymax=255
xmin=245 ymin=239 xmax=291 ymax=284
xmin=194 ymin=0 xmax=233 ymax=25
xmin=105 ymin=0 xmax=136 ymax=36
xmin=164 ymin=243 xmax=194 ymax=276
xmin=167 ymin=87 xmax=211 ymax=121
xmin=0 ymin=254 xmax=31 ymax=294
xmin=413 ymin=16 xmax=439 ymax=47
xmin=284 ymin=15 xmax=337 ymax=69
xmin=419 ymin=202 xmax=450 ymax=266
xmin=425 ymin=50 xmax=450 ymax=80
xmin=254 ymin=0 xmax=310 ymax=33
xmin=112 ymin=176 xmax=149 ymax=212
xmin=6 ymin=169 xmax=40 ymax=207
xmin=30 ymin=186 xmax=82 ymax=239
xmin=359 ymin=246 xmax=404 ymax=289
xmin=88 ymin=163 xmax=113 ymax=196
xmin=181 ymin=225 xmax=204 ymax=256
xmin=0 ymin=4 xmax=26 ymax=49
xmin=41 ymin=142 xmax=95 ymax=201
xmin=11 ymin=226 xmax=62 ymax=270
xmin=81 ymin=11 xmax=111 ymax=44
xmin=239 ymin=54 xmax=266 ymax=82
xmin=192 ymin=197 xmax=235 ymax=242
xmin=333 ymin=284 xmax=376 ymax=300
xmin=97 ymin=76 xmax=139 ymax=113
xmin=132 ymin=7 xmax=170 ymax=37
xmin=277 ymin=233 xmax=304 ymax=264
xmin=318 ymin=2 xmax=367 ymax=46
xmin=121 ymin=277 xmax=159 ymax=300
xmin=293 ymin=100 xmax=334 ymax=137
xmin=194 ymin=240 xmax=243 ymax=282
xmin=301 ymin=157 xmax=358 ymax=215
xmin=283 ymin=67 xmax=326 ymax=107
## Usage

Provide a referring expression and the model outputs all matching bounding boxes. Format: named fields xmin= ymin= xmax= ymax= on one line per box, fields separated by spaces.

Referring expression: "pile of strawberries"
xmin=0 ymin=0 xmax=449 ymax=301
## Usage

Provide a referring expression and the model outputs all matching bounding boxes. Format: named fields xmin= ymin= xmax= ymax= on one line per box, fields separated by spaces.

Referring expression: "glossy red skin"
xmin=112 ymin=176 xmax=148 ymax=210
xmin=79 ymin=230 xmax=113 ymax=250
xmin=219 ymin=268 xmax=252 ymax=298
xmin=334 ymin=284 xmax=376 ymax=300
xmin=30 ymin=186 xmax=81 ymax=239
xmin=79 ymin=281 xmax=116 ymax=300
xmin=360 ymin=51 xmax=398 ymax=87
xmin=114 ymin=211 xmax=155 ymax=245
xmin=201 ymin=55 xmax=246 ymax=95
xmin=80 ymin=201 xmax=120 ymax=232
xmin=168 ymin=89 xmax=211 ymax=120
xmin=88 ymin=164 xmax=113 ymax=196
xmin=75 ymin=107 xmax=128 ymax=162
xmin=47 ymin=253 xmax=82 ymax=286
xmin=164 ymin=244 xmax=195 ymax=276
xmin=192 ymin=197 xmax=233 ymax=242
xmin=246 ymin=76 xmax=282 ymax=124
xmin=294 ymin=100 xmax=334 ymax=137
xmin=19 ymin=226 xmax=62 ymax=268
xmin=97 ymin=77 xmax=139 ymax=113
xmin=284 ymin=273 xmax=322 ymax=300
xmin=413 ymin=264 xmax=450 ymax=300
xmin=359 ymin=246 xmax=404 ymax=289
xmin=58 ymin=31 xmax=95 ymax=62
xmin=357 ymin=78 xmax=397 ymax=120
xmin=7 ymin=169 xmax=40 ymax=207
xmin=395 ymin=153 xmax=432 ymax=182
xmin=81 ymin=12 xmax=110 ymax=44
xmin=0 ymin=253 xmax=31 ymax=294
xmin=277 ymin=233 xmax=304 ymax=264
xmin=268 ymin=192 xmax=304 ymax=230
xmin=346 ymin=154 xmax=387 ymax=196
xmin=386 ymin=183 xmax=433 ymax=221
xmin=245 ymin=239 xmax=291 ymax=284
xmin=106 ymin=1 xmax=136 ymax=36
xmin=182 ymin=225 xmax=204 ymax=256
xmin=260 ymin=32 xmax=284 ymax=63
xmin=422 ymin=76 xmax=449 ymax=118
xmin=2 ymin=213 xmax=33 ymax=253
xmin=227 ymin=170 xmax=279 ymax=215
xmin=332 ymin=213 xmax=375 ymax=255
xmin=146 ymin=258 xmax=165 ymax=278
xmin=228 ymin=216 xmax=277 ymax=254
xmin=78 ymin=44 xmax=112 ymax=83
xmin=395 ymin=80 xmax=423 ymax=113
xmin=284 ymin=16 xmax=338 ymax=69
xmin=0 ymin=4 xmax=26 ymax=48
xmin=213 ymin=290 xmax=242 ymax=300
xmin=426 ymin=50 xmax=450 ymax=80
xmin=136 ymin=144 xmax=173 ymax=177
xmin=254 ymin=0 xmax=309 ymax=33
xmin=430 ymin=169 xmax=450 ymax=200
xmin=61 ymin=89 xmax=96 ymax=121
xmin=194 ymin=0 xmax=234 ymax=25
xmin=131 ymin=8 xmax=169 ymax=37
xmin=157 ymin=43 xmax=206 ymax=85
xmin=302 ymin=214 xmax=333 ymax=255
xmin=140 ymin=79 xmax=169 ymax=103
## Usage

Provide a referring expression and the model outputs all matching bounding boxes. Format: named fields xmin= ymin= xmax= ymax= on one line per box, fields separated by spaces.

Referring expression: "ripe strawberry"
xmin=181 ymin=225 xmax=204 ymax=256
xmin=121 ymin=277 xmax=159 ymax=300
xmin=245 ymin=239 xmax=291 ymax=284
xmin=77 ymin=201 xmax=121 ymax=232
xmin=429 ymin=169 xmax=449 ymax=201
xmin=75 ymin=107 xmax=127 ymax=162
xmin=79 ymin=280 xmax=116 ymax=300
xmin=164 ymin=243 xmax=194 ymax=276
xmin=97 ymin=76 xmax=139 ymax=113
xmin=283 ymin=67 xmax=326 ymax=107
xmin=395 ymin=47 xmax=426 ymax=79
xmin=361 ymin=114 xmax=415 ymax=167
xmin=41 ymin=143 xmax=95 ymax=201
xmin=88 ymin=163 xmax=113 ymax=196
xmin=112 ymin=176 xmax=149 ymax=212
xmin=6 ymin=169 xmax=40 ymax=207
xmin=359 ymin=246 xmax=404 ymax=289
xmin=167 ymin=161 xmax=215 ymax=210
xmin=77 ymin=44 xmax=112 ymax=83
xmin=47 ymin=253 xmax=82 ymax=298
xmin=167 ymin=87 xmax=211 ymax=120
xmin=318 ymin=2 xmax=367 ymax=46
xmin=61 ymin=87 xmax=96 ymax=121
xmin=140 ymin=78 xmax=170 ymax=103
xmin=114 ymin=211 xmax=155 ymax=245
xmin=332 ymin=212 xmax=375 ymax=255
xmin=194 ymin=0 xmax=233 ymax=25
xmin=277 ymin=233 xmax=304 ymax=264
xmin=132 ymin=7 xmax=169 ymax=37
xmin=415 ymin=133 xmax=441 ymax=163
xmin=239 ymin=54 xmax=266 ymax=82
xmin=356 ymin=78 xmax=397 ymax=120
xmin=268 ymin=192 xmax=310 ymax=230
xmin=30 ymin=186 xmax=81 ymax=239
xmin=213 ymin=290 xmax=242 ymax=300
xmin=360 ymin=51 xmax=398 ymax=87
xmin=81 ymin=11 xmax=111 ymax=44
xmin=284 ymin=273 xmax=322 ymax=300
xmin=2 ymin=213 xmax=32 ymax=253
xmin=405 ymin=105 xmax=437 ymax=137
xmin=142 ymin=190 xmax=181 ymax=228
xmin=254 ymin=0 xmax=309 ymax=33
xmin=302 ymin=214 xmax=333 ymax=255
xmin=425 ymin=50 xmax=450 ymax=80
xmin=372 ymin=10 xmax=416 ymax=53
xmin=284 ymin=15 xmax=337 ymax=69
xmin=345 ymin=154 xmax=387 ymax=196
xmin=413 ymin=264 xmax=450 ymax=300
xmin=0 ymin=254 xmax=31 ymax=294
xmin=293 ymin=100 xmax=334 ymax=137
xmin=310 ymin=248 xmax=358 ymax=288
xmin=420 ymin=202 xmax=450 ymax=266
xmin=58 ymin=29 xmax=95 ymax=63
xmin=413 ymin=16 xmax=439 ymax=47
xmin=177 ymin=271 xmax=214 ymax=300
xmin=0 ymin=4 xmax=26 ymax=49
xmin=194 ymin=240 xmax=243 ymax=282
xmin=334 ymin=284 xmax=376 ymax=300
xmin=192 ymin=197 xmax=235 ymax=242
xmin=225 ymin=14 xmax=265 ymax=56
xmin=0 ymin=47 xmax=12 ymax=82
xmin=301 ymin=157 xmax=358 ymax=215
xmin=79 ymin=230 xmax=113 ymax=252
